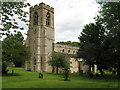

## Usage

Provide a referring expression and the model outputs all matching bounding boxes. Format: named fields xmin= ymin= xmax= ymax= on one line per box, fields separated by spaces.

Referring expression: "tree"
xmin=78 ymin=22 xmax=106 ymax=76
xmin=57 ymin=41 xmax=79 ymax=47
xmin=48 ymin=52 xmax=57 ymax=73
xmin=2 ymin=32 xmax=30 ymax=68
xmin=2 ymin=61 xmax=8 ymax=74
xmin=78 ymin=2 xmax=120 ymax=77
xmin=98 ymin=2 xmax=120 ymax=77
xmin=6 ymin=32 xmax=24 ymax=42
xmin=0 ymin=1 xmax=30 ymax=37
xmin=1 ymin=1 xmax=30 ymax=73
xmin=62 ymin=58 xmax=70 ymax=81
xmin=48 ymin=52 xmax=70 ymax=74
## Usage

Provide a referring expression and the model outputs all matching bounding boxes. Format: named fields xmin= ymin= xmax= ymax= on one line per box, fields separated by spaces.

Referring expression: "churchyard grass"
xmin=2 ymin=68 xmax=119 ymax=88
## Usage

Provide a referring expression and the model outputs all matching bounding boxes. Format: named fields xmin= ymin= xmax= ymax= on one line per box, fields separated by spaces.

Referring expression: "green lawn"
xmin=2 ymin=68 xmax=119 ymax=88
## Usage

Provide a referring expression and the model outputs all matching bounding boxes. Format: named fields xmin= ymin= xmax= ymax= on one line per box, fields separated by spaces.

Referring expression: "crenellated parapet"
xmin=30 ymin=2 xmax=54 ymax=13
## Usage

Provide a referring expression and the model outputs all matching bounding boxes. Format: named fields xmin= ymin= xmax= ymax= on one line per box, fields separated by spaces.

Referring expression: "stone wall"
xmin=25 ymin=2 xmax=54 ymax=72
xmin=54 ymin=44 xmax=80 ymax=73
xmin=54 ymin=44 xmax=79 ymax=54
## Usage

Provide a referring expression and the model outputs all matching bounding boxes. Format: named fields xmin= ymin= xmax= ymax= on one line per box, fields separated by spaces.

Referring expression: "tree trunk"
xmin=78 ymin=61 xmax=81 ymax=74
xmin=12 ymin=70 xmax=14 ymax=75
xmin=52 ymin=67 xmax=55 ymax=73
xmin=97 ymin=64 xmax=103 ymax=76
xmin=64 ymin=69 xmax=69 ymax=81
xmin=117 ymin=67 xmax=120 ymax=78
xmin=99 ymin=68 xmax=103 ymax=76
xmin=92 ymin=64 xmax=95 ymax=72
xmin=56 ymin=66 xmax=58 ymax=74
xmin=89 ymin=65 xmax=92 ymax=72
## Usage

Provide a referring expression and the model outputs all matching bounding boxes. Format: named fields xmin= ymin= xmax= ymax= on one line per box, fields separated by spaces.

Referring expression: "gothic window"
xmin=62 ymin=49 xmax=64 ymax=52
xmin=34 ymin=12 xmax=38 ymax=25
xmin=68 ymin=50 xmax=70 ymax=53
xmin=46 ymin=12 xmax=50 ymax=26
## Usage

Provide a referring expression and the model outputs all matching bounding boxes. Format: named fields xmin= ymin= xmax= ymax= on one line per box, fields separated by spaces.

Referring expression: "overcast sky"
xmin=22 ymin=0 xmax=100 ymax=42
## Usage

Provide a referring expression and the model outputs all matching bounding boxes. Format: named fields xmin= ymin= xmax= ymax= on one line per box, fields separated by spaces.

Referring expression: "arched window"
xmin=46 ymin=12 xmax=50 ymax=26
xmin=34 ymin=12 xmax=38 ymax=25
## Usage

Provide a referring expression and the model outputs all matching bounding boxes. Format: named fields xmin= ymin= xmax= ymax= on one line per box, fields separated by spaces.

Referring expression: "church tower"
xmin=26 ymin=3 xmax=54 ymax=72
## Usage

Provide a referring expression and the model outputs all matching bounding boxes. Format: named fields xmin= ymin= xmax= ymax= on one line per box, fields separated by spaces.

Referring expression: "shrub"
xmin=2 ymin=62 xmax=9 ymax=75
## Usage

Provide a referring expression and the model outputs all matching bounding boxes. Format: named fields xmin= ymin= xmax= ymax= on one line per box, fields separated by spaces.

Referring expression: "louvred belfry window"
xmin=46 ymin=12 xmax=50 ymax=26
xmin=34 ymin=12 xmax=38 ymax=25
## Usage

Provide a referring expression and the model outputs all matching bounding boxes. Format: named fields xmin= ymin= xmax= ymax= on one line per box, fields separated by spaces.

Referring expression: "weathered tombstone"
xmin=38 ymin=73 xmax=43 ymax=78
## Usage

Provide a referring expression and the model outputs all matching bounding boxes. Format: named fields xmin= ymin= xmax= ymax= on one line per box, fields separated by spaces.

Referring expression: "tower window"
xmin=46 ymin=12 xmax=50 ymax=26
xmin=34 ymin=12 xmax=38 ymax=25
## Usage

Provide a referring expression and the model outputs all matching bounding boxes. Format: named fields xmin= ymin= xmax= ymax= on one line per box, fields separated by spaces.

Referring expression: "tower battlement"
xmin=30 ymin=2 xmax=54 ymax=12
xmin=27 ymin=2 xmax=54 ymax=72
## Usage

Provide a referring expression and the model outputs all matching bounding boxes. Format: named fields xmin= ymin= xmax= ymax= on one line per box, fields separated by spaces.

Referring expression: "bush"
xmin=86 ymin=70 xmax=94 ymax=78
xmin=79 ymin=70 xmax=83 ymax=74
xmin=2 ymin=62 xmax=9 ymax=75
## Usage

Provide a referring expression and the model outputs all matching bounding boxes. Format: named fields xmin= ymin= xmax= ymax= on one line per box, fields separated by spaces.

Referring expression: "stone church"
xmin=25 ymin=2 xmax=89 ymax=73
